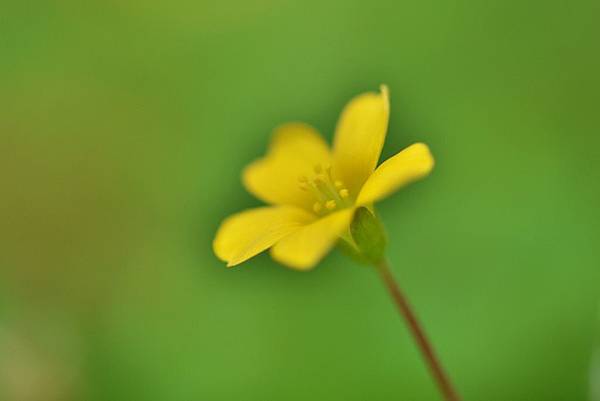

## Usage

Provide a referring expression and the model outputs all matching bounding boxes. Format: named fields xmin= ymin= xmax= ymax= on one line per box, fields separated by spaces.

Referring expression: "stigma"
xmin=299 ymin=164 xmax=352 ymax=215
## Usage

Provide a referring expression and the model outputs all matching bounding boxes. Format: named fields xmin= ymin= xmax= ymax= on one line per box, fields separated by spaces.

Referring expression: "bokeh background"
xmin=1 ymin=1 xmax=599 ymax=400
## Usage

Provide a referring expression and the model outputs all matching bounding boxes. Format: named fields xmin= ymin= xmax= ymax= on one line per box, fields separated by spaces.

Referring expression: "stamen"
xmin=298 ymin=166 xmax=351 ymax=215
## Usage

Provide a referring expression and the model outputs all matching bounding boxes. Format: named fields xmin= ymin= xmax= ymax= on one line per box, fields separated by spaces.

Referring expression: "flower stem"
xmin=376 ymin=259 xmax=461 ymax=401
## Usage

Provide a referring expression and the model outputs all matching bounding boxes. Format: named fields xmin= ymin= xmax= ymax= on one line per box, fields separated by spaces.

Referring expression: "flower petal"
xmin=356 ymin=143 xmax=434 ymax=206
xmin=243 ymin=123 xmax=332 ymax=209
xmin=270 ymin=208 xmax=354 ymax=270
xmin=214 ymin=206 xmax=315 ymax=267
xmin=333 ymin=85 xmax=390 ymax=195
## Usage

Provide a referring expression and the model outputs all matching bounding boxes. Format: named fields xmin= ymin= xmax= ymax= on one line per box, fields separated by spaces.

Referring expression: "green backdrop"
xmin=1 ymin=1 xmax=599 ymax=400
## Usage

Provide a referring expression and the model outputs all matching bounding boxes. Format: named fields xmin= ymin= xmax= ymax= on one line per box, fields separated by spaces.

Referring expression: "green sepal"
xmin=337 ymin=236 xmax=371 ymax=265
xmin=349 ymin=207 xmax=387 ymax=265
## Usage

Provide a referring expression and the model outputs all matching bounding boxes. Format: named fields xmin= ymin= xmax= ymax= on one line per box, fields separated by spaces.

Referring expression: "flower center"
xmin=298 ymin=164 xmax=352 ymax=215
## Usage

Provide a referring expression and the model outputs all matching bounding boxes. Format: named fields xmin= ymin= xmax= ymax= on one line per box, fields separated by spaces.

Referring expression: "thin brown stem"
xmin=377 ymin=260 xmax=461 ymax=401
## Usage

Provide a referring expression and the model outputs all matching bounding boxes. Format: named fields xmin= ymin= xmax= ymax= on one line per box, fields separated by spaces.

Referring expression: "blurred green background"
xmin=1 ymin=1 xmax=599 ymax=400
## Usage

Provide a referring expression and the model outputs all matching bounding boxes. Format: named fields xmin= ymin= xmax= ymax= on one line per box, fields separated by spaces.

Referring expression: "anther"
xmin=325 ymin=200 xmax=337 ymax=210
xmin=339 ymin=189 xmax=349 ymax=199
xmin=313 ymin=202 xmax=323 ymax=213
xmin=334 ymin=180 xmax=344 ymax=189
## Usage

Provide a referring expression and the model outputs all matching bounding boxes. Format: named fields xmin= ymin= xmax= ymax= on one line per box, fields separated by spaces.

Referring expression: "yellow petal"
xmin=243 ymin=123 xmax=331 ymax=209
xmin=270 ymin=208 xmax=354 ymax=270
xmin=333 ymin=85 xmax=390 ymax=195
xmin=356 ymin=143 xmax=434 ymax=206
xmin=214 ymin=206 xmax=315 ymax=267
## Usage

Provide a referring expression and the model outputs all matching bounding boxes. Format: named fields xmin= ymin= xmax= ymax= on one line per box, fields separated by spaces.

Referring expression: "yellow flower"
xmin=214 ymin=85 xmax=434 ymax=270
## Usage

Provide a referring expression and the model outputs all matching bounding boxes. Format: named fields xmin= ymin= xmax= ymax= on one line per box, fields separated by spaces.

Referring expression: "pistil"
xmin=298 ymin=164 xmax=352 ymax=215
